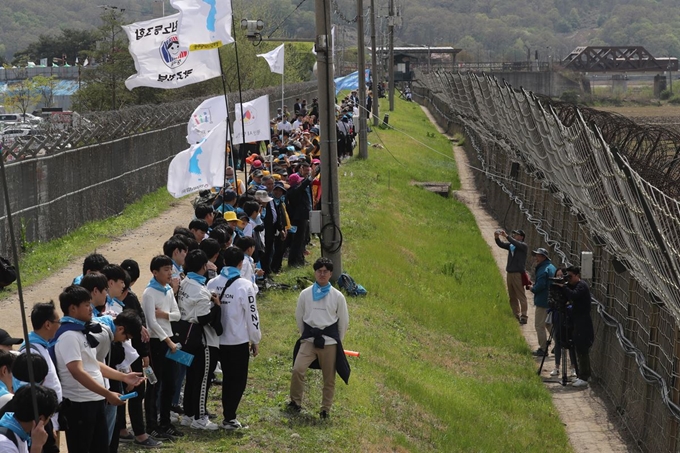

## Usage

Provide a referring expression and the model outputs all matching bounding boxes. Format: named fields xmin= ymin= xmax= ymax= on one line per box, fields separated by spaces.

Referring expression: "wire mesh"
xmin=415 ymin=71 xmax=680 ymax=453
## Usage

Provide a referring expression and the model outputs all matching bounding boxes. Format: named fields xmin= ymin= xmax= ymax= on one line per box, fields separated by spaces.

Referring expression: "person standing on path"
xmin=529 ymin=248 xmax=556 ymax=356
xmin=494 ymin=229 xmax=529 ymax=324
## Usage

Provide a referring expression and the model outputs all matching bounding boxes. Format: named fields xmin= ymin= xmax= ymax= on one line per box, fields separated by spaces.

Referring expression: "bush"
xmin=660 ymin=89 xmax=672 ymax=100
xmin=560 ymin=90 xmax=579 ymax=104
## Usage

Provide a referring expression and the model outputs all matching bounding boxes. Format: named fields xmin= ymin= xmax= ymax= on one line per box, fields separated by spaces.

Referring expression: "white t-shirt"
xmin=178 ymin=278 xmax=219 ymax=348
xmin=55 ymin=330 xmax=105 ymax=402
xmin=206 ymin=276 xmax=261 ymax=346
xmin=0 ymin=433 xmax=27 ymax=453
xmin=0 ymin=394 xmax=13 ymax=411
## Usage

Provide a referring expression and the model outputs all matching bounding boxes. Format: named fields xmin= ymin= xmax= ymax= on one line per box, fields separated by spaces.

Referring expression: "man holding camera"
xmin=556 ymin=266 xmax=594 ymax=388
xmin=530 ymin=248 xmax=556 ymax=357
xmin=494 ymin=229 xmax=529 ymax=324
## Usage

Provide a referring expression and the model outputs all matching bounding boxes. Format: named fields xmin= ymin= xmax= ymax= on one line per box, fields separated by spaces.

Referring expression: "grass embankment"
xmin=132 ymin=98 xmax=569 ymax=452
xmin=1 ymin=189 xmax=176 ymax=294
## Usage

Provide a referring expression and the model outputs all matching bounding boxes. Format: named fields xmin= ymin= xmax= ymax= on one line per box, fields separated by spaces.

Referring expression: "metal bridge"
xmin=562 ymin=46 xmax=678 ymax=72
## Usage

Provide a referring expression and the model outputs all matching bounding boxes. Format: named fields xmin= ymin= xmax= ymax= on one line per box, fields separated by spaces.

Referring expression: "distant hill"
xmin=3 ymin=0 xmax=679 ymax=65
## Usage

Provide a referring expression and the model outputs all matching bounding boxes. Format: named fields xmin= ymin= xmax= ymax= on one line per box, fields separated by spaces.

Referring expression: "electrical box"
xmin=309 ymin=211 xmax=322 ymax=234
xmin=581 ymin=251 xmax=593 ymax=279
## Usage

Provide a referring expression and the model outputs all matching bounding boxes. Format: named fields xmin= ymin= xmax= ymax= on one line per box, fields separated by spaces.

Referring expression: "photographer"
xmin=556 ymin=266 xmax=593 ymax=388
xmin=529 ymin=248 xmax=556 ymax=357
xmin=548 ymin=268 xmax=577 ymax=378
xmin=494 ymin=229 xmax=529 ymax=324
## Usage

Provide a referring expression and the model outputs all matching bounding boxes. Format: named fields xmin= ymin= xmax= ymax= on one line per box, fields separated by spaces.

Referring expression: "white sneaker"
xmin=549 ymin=368 xmax=560 ymax=376
xmin=570 ymin=369 xmax=577 ymax=377
xmin=180 ymin=415 xmax=193 ymax=427
xmin=572 ymin=378 xmax=588 ymax=388
xmin=191 ymin=415 xmax=219 ymax=431
xmin=221 ymin=419 xmax=243 ymax=430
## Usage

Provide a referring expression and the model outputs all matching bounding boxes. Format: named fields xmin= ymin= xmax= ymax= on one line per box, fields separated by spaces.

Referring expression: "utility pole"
xmin=370 ymin=0 xmax=379 ymax=126
xmin=357 ymin=0 xmax=368 ymax=159
xmin=388 ymin=0 xmax=395 ymax=111
xmin=315 ymin=0 xmax=343 ymax=277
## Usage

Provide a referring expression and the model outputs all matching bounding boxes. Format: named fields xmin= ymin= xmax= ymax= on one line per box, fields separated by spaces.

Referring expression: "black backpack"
xmin=0 ymin=256 xmax=17 ymax=288
xmin=0 ymin=426 xmax=18 ymax=448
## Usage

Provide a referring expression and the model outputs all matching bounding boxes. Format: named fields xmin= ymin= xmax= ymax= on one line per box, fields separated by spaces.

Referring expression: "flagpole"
xmin=231 ymin=14 xmax=248 ymax=187
xmin=217 ymin=49 xmax=236 ymax=211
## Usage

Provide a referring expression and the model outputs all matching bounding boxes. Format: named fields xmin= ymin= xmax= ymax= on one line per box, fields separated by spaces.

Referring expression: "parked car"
xmin=0 ymin=113 xmax=44 ymax=125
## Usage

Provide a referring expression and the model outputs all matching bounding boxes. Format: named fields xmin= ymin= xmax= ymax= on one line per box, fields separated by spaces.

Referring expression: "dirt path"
xmin=421 ymin=106 xmax=633 ymax=452
xmin=0 ymin=198 xmax=195 ymax=335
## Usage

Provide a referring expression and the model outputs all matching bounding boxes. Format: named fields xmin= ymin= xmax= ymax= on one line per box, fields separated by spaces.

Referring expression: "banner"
xmin=170 ymin=0 xmax=234 ymax=48
xmin=334 ymin=69 xmax=371 ymax=94
xmin=257 ymin=44 xmax=285 ymax=74
xmin=232 ymin=95 xmax=271 ymax=144
xmin=187 ymin=95 xmax=228 ymax=144
xmin=123 ymin=14 xmax=221 ymax=90
xmin=168 ymin=120 xmax=227 ymax=198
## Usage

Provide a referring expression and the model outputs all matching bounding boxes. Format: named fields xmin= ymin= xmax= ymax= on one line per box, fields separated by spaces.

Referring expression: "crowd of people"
xmin=0 ymin=95 xmax=361 ymax=452
xmin=494 ymin=229 xmax=594 ymax=388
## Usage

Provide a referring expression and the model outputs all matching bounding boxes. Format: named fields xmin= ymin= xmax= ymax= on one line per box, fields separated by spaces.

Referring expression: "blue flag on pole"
xmin=334 ymin=69 xmax=371 ymax=94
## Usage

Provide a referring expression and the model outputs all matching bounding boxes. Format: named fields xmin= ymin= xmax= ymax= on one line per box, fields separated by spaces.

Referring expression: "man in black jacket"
xmin=558 ymin=266 xmax=594 ymax=388
xmin=286 ymin=163 xmax=315 ymax=267
xmin=259 ymin=177 xmax=287 ymax=276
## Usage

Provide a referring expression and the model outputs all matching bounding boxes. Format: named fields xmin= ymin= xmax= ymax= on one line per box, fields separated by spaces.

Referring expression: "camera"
xmin=495 ymin=229 xmax=503 ymax=235
xmin=549 ymin=275 xmax=569 ymax=285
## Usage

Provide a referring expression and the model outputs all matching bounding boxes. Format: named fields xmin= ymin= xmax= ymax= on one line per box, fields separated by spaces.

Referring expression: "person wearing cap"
xmin=494 ymin=229 xmax=529 ymax=324
xmin=551 ymin=266 xmax=594 ymax=388
xmin=249 ymin=170 xmax=264 ymax=188
xmin=286 ymin=163 xmax=315 ymax=267
xmin=225 ymin=167 xmax=245 ymax=196
xmin=529 ymin=248 xmax=556 ymax=357
xmin=216 ymin=190 xmax=238 ymax=213
xmin=269 ymin=182 xmax=291 ymax=274
xmin=0 ymin=330 xmax=21 ymax=353
xmin=257 ymin=182 xmax=287 ymax=277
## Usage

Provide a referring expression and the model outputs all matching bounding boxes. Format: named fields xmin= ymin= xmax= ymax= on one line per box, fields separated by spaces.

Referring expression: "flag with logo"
xmin=123 ymin=14 xmax=221 ymax=90
xmin=232 ymin=95 xmax=271 ymax=144
xmin=187 ymin=95 xmax=228 ymax=144
xmin=257 ymin=44 xmax=285 ymax=75
xmin=170 ymin=0 xmax=234 ymax=49
xmin=168 ymin=120 xmax=227 ymax=198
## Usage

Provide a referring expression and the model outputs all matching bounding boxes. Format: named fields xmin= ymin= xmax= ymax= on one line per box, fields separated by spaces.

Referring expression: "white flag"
xmin=187 ymin=95 xmax=228 ymax=144
xmin=232 ymin=95 xmax=271 ymax=144
xmin=257 ymin=44 xmax=285 ymax=75
xmin=123 ymin=14 xmax=221 ymax=90
xmin=170 ymin=0 xmax=234 ymax=48
xmin=168 ymin=120 xmax=227 ymax=198
xmin=83 ymin=58 xmax=89 ymax=67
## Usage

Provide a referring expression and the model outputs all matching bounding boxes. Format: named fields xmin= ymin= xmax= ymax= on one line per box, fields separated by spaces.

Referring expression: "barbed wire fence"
xmin=414 ymin=71 xmax=680 ymax=453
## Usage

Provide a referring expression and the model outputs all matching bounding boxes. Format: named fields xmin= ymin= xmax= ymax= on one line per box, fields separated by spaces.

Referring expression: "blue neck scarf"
xmin=106 ymin=294 xmax=125 ymax=309
xmin=509 ymin=244 xmax=516 ymax=256
xmin=0 ymin=413 xmax=30 ymax=446
xmin=22 ymin=331 xmax=51 ymax=350
xmin=172 ymin=261 xmax=183 ymax=275
xmin=312 ymin=282 xmax=331 ymax=301
xmin=147 ymin=277 xmax=170 ymax=294
xmin=186 ymin=272 xmax=206 ymax=285
xmin=220 ymin=266 xmax=241 ymax=280
xmin=61 ymin=316 xmax=85 ymax=326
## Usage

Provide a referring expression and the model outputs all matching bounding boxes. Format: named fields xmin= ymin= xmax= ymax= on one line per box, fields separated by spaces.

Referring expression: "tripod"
xmin=537 ymin=309 xmax=578 ymax=386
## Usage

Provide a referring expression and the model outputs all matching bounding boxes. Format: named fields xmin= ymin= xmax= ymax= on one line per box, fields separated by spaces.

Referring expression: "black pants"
xmin=220 ymin=343 xmax=250 ymax=421
xmin=184 ymin=344 xmax=216 ymax=419
xmin=63 ymin=399 xmax=108 ymax=453
xmin=145 ymin=339 xmax=176 ymax=429
xmin=127 ymin=356 xmax=146 ymax=436
xmin=288 ymin=219 xmax=309 ymax=267
xmin=270 ymin=232 xmax=287 ymax=273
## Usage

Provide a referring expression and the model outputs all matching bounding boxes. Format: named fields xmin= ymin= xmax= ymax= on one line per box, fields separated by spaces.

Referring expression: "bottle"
xmin=176 ymin=343 xmax=182 ymax=351
xmin=143 ymin=366 xmax=158 ymax=385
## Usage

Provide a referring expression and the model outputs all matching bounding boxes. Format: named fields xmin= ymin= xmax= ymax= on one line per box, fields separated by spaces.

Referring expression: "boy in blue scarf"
xmin=0 ymin=384 xmax=58 ymax=453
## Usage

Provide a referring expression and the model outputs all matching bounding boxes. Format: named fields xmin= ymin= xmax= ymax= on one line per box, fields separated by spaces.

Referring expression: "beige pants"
xmin=507 ymin=272 xmax=528 ymax=318
xmin=534 ymin=306 xmax=551 ymax=351
xmin=290 ymin=341 xmax=337 ymax=412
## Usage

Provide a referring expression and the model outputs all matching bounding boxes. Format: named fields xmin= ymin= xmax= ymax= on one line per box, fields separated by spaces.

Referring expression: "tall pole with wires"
xmin=357 ymin=0 xmax=368 ymax=159
xmin=370 ymin=0 xmax=379 ymax=126
xmin=315 ymin=0 xmax=343 ymax=278
xmin=388 ymin=0 xmax=395 ymax=111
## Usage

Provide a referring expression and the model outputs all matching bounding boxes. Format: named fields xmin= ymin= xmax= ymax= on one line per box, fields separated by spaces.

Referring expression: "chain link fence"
xmin=415 ymin=71 xmax=680 ymax=453
xmin=0 ymin=81 xmax=318 ymax=256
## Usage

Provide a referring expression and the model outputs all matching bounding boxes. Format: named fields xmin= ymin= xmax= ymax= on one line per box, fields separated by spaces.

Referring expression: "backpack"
xmin=337 ymin=273 xmax=367 ymax=297
xmin=0 ymin=256 xmax=17 ymax=288
xmin=0 ymin=426 xmax=18 ymax=449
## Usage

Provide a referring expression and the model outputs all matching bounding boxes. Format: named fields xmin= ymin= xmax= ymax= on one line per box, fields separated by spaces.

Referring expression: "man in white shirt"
xmin=141 ymin=255 xmax=184 ymax=440
xmin=54 ymin=285 xmax=144 ymax=453
xmin=206 ymin=247 xmax=261 ymax=431
xmin=288 ymin=257 xmax=349 ymax=419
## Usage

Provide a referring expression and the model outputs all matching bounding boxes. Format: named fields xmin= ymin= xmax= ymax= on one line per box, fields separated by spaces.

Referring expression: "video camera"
xmin=549 ymin=275 xmax=569 ymax=285
xmin=548 ymin=276 xmax=569 ymax=311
